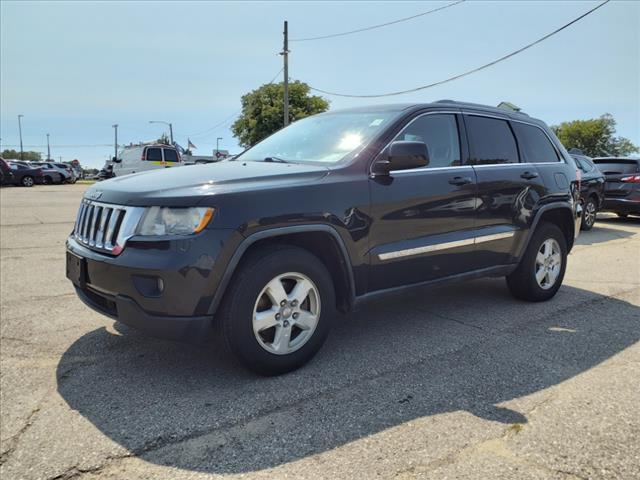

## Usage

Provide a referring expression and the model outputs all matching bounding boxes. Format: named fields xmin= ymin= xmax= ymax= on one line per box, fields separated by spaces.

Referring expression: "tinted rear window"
xmin=512 ymin=123 xmax=559 ymax=163
xmin=163 ymin=149 xmax=179 ymax=162
xmin=466 ymin=116 xmax=519 ymax=165
xmin=593 ymin=160 xmax=639 ymax=174
xmin=145 ymin=148 xmax=162 ymax=161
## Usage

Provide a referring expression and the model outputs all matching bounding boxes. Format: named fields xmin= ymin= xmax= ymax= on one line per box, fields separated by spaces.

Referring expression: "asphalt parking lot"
xmin=1 ymin=184 xmax=639 ymax=480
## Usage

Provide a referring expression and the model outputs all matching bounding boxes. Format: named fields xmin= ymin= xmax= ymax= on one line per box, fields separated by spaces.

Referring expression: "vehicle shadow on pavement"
xmin=56 ymin=280 xmax=639 ymax=474
xmin=574 ymin=224 xmax=635 ymax=246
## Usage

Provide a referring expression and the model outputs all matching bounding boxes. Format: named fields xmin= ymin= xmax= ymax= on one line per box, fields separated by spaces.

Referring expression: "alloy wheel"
xmin=535 ymin=238 xmax=562 ymax=290
xmin=252 ymin=272 xmax=321 ymax=355
xmin=584 ymin=200 xmax=596 ymax=228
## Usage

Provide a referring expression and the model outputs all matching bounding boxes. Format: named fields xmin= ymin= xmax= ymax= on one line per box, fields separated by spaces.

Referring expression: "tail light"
xmin=575 ymin=168 xmax=582 ymax=190
xmin=621 ymin=174 xmax=640 ymax=183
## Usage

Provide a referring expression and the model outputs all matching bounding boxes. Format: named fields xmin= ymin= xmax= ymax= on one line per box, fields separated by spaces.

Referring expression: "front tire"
xmin=506 ymin=222 xmax=567 ymax=302
xmin=219 ymin=245 xmax=336 ymax=375
xmin=580 ymin=197 xmax=597 ymax=231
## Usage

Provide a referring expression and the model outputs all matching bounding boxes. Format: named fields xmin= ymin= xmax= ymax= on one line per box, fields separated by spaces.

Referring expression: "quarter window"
xmin=163 ymin=149 xmax=179 ymax=162
xmin=512 ymin=123 xmax=559 ymax=163
xmin=145 ymin=148 xmax=162 ymax=161
xmin=466 ymin=116 xmax=519 ymax=165
xmin=396 ymin=114 xmax=461 ymax=168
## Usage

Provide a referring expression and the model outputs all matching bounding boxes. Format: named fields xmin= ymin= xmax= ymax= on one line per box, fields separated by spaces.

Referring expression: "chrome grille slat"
xmin=74 ymin=202 xmax=87 ymax=236
xmin=83 ymin=205 xmax=94 ymax=242
xmin=96 ymin=208 xmax=111 ymax=249
xmin=104 ymin=209 xmax=121 ymax=249
xmin=88 ymin=206 xmax=99 ymax=246
xmin=91 ymin=206 xmax=103 ymax=246
xmin=72 ymin=200 xmax=144 ymax=254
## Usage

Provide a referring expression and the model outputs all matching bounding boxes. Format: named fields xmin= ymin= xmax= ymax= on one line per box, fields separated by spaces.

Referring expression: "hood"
xmin=84 ymin=161 xmax=330 ymax=206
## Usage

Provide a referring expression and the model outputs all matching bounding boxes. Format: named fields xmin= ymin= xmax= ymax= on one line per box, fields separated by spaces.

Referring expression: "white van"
xmin=112 ymin=144 xmax=182 ymax=177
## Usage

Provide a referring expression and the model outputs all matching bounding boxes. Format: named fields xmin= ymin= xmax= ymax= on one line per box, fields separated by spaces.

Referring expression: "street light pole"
xmin=112 ymin=124 xmax=118 ymax=161
xmin=149 ymin=120 xmax=173 ymax=144
xmin=281 ymin=21 xmax=290 ymax=127
xmin=216 ymin=137 xmax=223 ymax=156
xmin=18 ymin=115 xmax=24 ymax=160
xmin=46 ymin=134 xmax=51 ymax=160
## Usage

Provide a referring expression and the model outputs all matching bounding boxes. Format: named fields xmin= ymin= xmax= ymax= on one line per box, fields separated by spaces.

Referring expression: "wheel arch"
xmin=523 ymin=204 xmax=576 ymax=255
xmin=207 ymin=225 xmax=356 ymax=317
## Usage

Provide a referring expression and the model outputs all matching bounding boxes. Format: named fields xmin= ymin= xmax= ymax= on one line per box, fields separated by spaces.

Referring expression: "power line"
xmin=2 ymin=144 xmax=112 ymax=148
xmin=290 ymin=0 xmax=465 ymax=42
xmin=307 ymin=0 xmax=610 ymax=98
xmin=187 ymin=67 xmax=284 ymax=138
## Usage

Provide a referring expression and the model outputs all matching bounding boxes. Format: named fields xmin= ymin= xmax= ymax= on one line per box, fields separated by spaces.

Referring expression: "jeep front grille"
xmin=73 ymin=200 xmax=144 ymax=254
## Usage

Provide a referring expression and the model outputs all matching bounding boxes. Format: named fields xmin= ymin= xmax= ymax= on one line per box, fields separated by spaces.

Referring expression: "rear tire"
xmin=219 ymin=245 xmax=336 ymax=375
xmin=580 ymin=197 xmax=597 ymax=231
xmin=21 ymin=176 xmax=35 ymax=187
xmin=506 ymin=222 xmax=567 ymax=302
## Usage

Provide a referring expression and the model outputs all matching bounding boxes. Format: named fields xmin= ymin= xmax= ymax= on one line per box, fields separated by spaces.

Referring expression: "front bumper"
xmin=67 ymin=228 xmax=239 ymax=342
xmin=74 ymin=285 xmax=211 ymax=341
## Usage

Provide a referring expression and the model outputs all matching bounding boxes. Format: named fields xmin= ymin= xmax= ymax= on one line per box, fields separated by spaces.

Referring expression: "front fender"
xmin=206 ymin=224 xmax=356 ymax=316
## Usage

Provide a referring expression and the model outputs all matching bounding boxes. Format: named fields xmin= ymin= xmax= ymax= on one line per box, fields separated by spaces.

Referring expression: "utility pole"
xmin=216 ymin=137 xmax=222 ymax=157
xmin=18 ymin=115 xmax=24 ymax=160
xmin=281 ymin=20 xmax=290 ymax=127
xmin=112 ymin=124 xmax=118 ymax=161
xmin=46 ymin=134 xmax=51 ymax=160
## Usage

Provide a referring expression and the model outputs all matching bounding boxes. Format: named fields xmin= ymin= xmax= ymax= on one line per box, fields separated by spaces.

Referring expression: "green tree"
xmin=552 ymin=114 xmax=638 ymax=157
xmin=1 ymin=149 xmax=42 ymax=160
xmin=232 ymin=80 xmax=329 ymax=148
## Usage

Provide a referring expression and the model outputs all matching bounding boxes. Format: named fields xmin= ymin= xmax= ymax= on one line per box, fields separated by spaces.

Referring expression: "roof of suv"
xmin=330 ymin=100 xmax=539 ymax=124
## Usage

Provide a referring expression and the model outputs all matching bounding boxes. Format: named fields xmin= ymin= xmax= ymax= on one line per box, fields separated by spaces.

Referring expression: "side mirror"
xmin=372 ymin=141 xmax=429 ymax=175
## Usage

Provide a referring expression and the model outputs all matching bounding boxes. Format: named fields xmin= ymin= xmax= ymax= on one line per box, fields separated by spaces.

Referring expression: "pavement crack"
xmin=0 ymin=405 xmax=42 ymax=466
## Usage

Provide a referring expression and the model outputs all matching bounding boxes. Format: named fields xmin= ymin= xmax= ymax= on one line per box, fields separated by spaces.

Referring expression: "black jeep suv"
xmin=66 ymin=101 xmax=581 ymax=375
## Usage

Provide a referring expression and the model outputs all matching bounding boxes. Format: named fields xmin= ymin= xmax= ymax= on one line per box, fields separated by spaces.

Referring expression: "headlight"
xmin=135 ymin=207 xmax=215 ymax=236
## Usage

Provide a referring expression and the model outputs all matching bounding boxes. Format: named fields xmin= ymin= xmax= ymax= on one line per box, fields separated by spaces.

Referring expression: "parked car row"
xmin=568 ymin=149 xmax=639 ymax=227
xmin=0 ymin=158 xmax=77 ymax=187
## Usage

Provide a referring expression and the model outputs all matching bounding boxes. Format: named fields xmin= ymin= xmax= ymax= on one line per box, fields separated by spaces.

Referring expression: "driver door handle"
xmin=449 ymin=176 xmax=473 ymax=186
xmin=520 ymin=171 xmax=539 ymax=180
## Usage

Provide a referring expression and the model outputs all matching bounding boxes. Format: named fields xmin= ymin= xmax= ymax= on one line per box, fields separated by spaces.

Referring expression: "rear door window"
xmin=162 ymin=149 xmax=179 ymax=162
xmin=512 ymin=123 xmax=559 ymax=163
xmin=145 ymin=148 xmax=162 ymax=161
xmin=465 ymin=116 xmax=519 ymax=165
xmin=395 ymin=114 xmax=461 ymax=168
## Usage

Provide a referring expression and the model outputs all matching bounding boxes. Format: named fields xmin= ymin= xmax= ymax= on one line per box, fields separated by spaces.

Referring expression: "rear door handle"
xmin=520 ymin=171 xmax=539 ymax=180
xmin=449 ymin=176 xmax=473 ymax=186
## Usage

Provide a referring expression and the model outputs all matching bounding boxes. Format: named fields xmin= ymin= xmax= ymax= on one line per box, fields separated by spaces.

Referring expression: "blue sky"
xmin=1 ymin=0 xmax=638 ymax=168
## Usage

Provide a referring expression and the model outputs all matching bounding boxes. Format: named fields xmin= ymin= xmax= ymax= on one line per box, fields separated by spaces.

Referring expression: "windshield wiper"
xmin=263 ymin=156 xmax=291 ymax=163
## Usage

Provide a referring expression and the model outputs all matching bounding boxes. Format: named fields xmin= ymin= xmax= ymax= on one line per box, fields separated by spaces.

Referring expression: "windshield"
xmin=236 ymin=111 xmax=398 ymax=164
